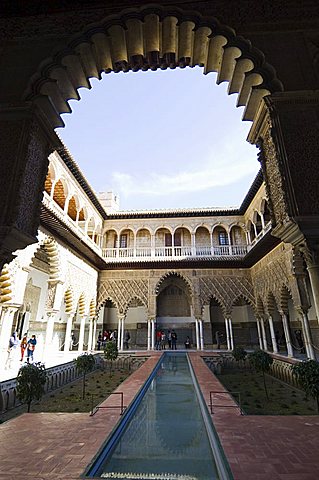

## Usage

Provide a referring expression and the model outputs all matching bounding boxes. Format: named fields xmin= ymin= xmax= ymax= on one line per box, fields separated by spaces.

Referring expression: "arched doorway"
xmin=101 ymin=299 xmax=118 ymax=340
xmin=232 ymin=296 xmax=258 ymax=347
xmin=156 ymin=273 xmax=192 ymax=348
xmin=209 ymin=297 xmax=225 ymax=349
xmin=125 ymin=297 xmax=148 ymax=349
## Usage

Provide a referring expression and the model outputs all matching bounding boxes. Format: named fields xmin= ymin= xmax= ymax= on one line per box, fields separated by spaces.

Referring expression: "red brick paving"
xmin=0 ymin=352 xmax=319 ymax=479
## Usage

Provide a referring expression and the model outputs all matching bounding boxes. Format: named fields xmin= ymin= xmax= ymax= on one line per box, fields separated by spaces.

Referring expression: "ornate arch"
xmin=232 ymin=293 xmax=255 ymax=310
xmin=199 ymin=275 xmax=254 ymax=314
xmin=278 ymin=284 xmax=293 ymax=314
xmin=123 ymin=295 xmax=148 ymax=316
xmin=98 ymin=278 xmax=148 ymax=315
xmin=154 ymin=271 xmax=193 ymax=298
xmin=207 ymin=294 xmax=227 ymax=316
xmin=25 ymin=4 xmax=282 ymax=129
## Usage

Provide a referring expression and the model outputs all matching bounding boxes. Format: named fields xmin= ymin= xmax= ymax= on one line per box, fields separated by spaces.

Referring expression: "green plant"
xmin=248 ymin=350 xmax=273 ymax=399
xmin=291 ymin=360 xmax=319 ymax=413
xmin=232 ymin=346 xmax=247 ymax=365
xmin=74 ymin=354 xmax=95 ymax=399
xmin=104 ymin=341 xmax=118 ymax=374
xmin=16 ymin=362 xmax=47 ymax=413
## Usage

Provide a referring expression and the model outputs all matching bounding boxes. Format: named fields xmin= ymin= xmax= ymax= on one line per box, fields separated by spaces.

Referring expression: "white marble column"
xmin=225 ymin=317 xmax=231 ymax=350
xmin=117 ymin=316 xmax=122 ymax=350
xmin=87 ymin=317 xmax=94 ymax=351
xmin=228 ymin=317 xmax=234 ymax=350
xmin=195 ymin=319 xmax=200 ymax=350
xmin=43 ymin=310 xmax=58 ymax=358
xmin=78 ymin=315 xmax=86 ymax=353
xmin=199 ymin=319 xmax=204 ymax=350
xmin=280 ymin=312 xmax=293 ymax=357
xmin=92 ymin=318 xmax=97 ymax=351
xmin=151 ymin=319 xmax=155 ymax=350
xmin=64 ymin=313 xmax=74 ymax=353
xmin=120 ymin=316 xmax=125 ymax=351
xmin=191 ymin=233 xmax=196 ymax=256
xmin=147 ymin=318 xmax=151 ymax=351
xmin=260 ymin=318 xmax=267 ymax=350
xmin=256 ymin=318 xmax=263 ymax=350
xmin=300 ymin=310 xmax=315 ymax=360
xmin=307 ymin=264 xmax=319 ymax=325
xmin=268 ymin=315 xmax=278 ymax=354
xmin=151 ymin=234 xmax=155 ymax=258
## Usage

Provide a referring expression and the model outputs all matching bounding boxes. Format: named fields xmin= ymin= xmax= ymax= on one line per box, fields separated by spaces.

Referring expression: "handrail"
xmin=90 ymin=392 xmax=126 ymax=416
xmin=209 ymin=390 xmax=243 ymax=415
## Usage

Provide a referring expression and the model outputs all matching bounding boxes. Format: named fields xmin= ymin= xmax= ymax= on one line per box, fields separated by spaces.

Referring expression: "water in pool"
xmin=93 ymin=353 xmax=221 ymax=479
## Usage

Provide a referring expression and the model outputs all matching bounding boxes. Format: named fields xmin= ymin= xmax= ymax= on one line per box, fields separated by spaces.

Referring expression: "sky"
xmin=58 ymin=67 xmax=260 ymax=211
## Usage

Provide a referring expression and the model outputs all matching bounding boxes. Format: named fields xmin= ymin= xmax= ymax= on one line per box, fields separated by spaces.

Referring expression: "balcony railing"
xmin=101 ymin=244 xmax=249 ymax=262
xmin=42 ymin=192 xmax=102 ymax=255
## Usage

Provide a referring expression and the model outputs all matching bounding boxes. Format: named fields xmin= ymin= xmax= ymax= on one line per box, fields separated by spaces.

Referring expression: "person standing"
xmin=167 ymin=330 xmax=172 ymax=349
xmin=155 ymin=330 xmax=161 ymax=350
xmin=161 ymin=331 xmax=166 ymax=350
xmin=171 ymin=330 xmax=177 ymax=350
xmin=124 ymin=330 xmax=130 ymax=349
xmin=20 ymin=333 xmax=28 ymax=362
xmin=27 ymin=335 xmax=37 ymax=363
xmin=5 ymin=332 xmax=19 ymax=369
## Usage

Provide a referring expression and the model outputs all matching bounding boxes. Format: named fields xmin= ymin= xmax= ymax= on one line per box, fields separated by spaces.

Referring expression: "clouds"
xmin=59 ymin=68 xmax=260 ymax=210
xmin=112 ymin=143 xmax=258 ymax=200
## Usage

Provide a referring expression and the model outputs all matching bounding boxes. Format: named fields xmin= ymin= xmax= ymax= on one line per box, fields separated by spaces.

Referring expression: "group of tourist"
xmin=155 ymin=329 xmax=178 ymax=350
xmin=97 ymin=329 xmax=118 ymax=350
xmin=5 ymin=331 xmax=37 ymax=369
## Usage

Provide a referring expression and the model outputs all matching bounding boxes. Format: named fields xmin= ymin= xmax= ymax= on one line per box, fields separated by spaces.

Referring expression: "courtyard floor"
xmin=0 ymin=352 xmax=318 ymax=479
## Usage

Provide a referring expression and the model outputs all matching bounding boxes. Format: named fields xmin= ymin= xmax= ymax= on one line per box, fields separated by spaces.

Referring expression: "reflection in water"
xmin=95 ymin=354 xmax=220 ymax=480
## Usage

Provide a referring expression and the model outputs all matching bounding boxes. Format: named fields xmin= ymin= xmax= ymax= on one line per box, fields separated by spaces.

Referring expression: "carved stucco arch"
xmin=206 ymin=294 xmax=227 ymax=317
xmin=199 ymin=275 xmax=254 ymax=316
xmin=251 ymin=247 xmax=292 ymax=306
xmin=154 ymin=271 xmax=194 ymax=298
xmin=25 ymin=4 xmax=282 ymax=130
xmin=123 ymin=295 xmax=148 ymax=316
xmin=256 ymin=296 xmax=265 ymax=316
xmin=98 ymin=278 xmax=148 ymax=315
xmin=265 ymin=290 xmax=280 ymax=315
xmin=278 ymin=284 xmax=294 ymax=314
xmin=232 ymin=293 xmax=256 ymax=312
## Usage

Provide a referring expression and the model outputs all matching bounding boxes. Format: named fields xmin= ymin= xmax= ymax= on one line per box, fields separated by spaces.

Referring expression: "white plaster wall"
xmin=125 ymin=306 xmax=147 ymax=325
xmin=232 ymin=305 xmax=255 ymax=323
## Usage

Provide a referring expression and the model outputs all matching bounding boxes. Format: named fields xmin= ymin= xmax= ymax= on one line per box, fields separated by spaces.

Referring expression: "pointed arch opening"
xmin=125 ymin=296 xmax=148 ymax=349
xmin=209 ymin=296 xmax=226 ymax=349
xmin=232 ymin=295 xmax=258 ymax=347
xmin=156 ymin=273 xmax=193 ymax=346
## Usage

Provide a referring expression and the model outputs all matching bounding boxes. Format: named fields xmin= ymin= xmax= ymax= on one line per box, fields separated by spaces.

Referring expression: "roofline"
xmin=54 ymin=134 xmax=108 ymax=220
xmin=54 ymin=131 xmax=264 ymax=220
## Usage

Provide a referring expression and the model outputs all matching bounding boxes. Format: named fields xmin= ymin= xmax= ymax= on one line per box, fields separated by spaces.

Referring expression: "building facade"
xmin=0 ymin=143 xmax=318 ymax=367
xmin=0 ymin=1 xmax=319 ymax=368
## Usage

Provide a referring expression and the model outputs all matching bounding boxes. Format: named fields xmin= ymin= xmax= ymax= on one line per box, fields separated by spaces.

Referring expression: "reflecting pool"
xmin=88 ymin=353 xmax=231 ymax=480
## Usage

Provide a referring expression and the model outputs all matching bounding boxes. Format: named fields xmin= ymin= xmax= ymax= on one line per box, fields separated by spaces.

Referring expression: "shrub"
xmin=232 ymin=346 xmax=247 ymax=364
xmin=16 ymin=362 xmax=47 ymax=412
xmin=74 ymin=354 xmax=95 ymax=399
xmin=248 ymin=350 xmax=273 ymax=399
xmin=291 ymin=360 xmax=319 ymax=413
xmin=104 ymin=341 xmax=118 ymax=374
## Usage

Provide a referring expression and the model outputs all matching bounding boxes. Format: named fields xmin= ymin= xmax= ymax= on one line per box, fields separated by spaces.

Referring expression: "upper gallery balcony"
xmin=101 ymin=222 xmax=272 ymax=263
